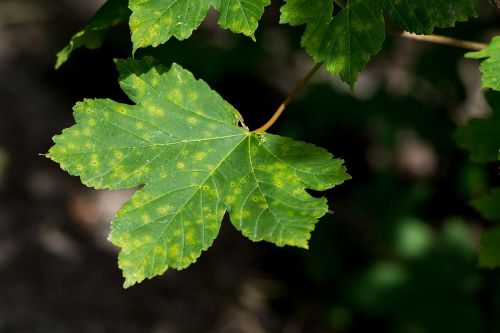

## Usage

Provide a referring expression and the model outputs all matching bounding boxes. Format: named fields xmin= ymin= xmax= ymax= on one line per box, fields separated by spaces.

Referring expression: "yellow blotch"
xmin=187 ymin=117 xmax=197 ymax=125
xmin=169 ymin=89 xmax=184 ymax=103
xmin=163 ymin=15 xmax=173 ymax=24
xmin=148 ymin=105 xmax=165 ymax=117
xmin=136 ymin=122 xmax=144 ymax=129
xmin=188 ymin=91 xmax=199 ymax=101
xmin=273 ymin=177 xmax=283 ymax=188
xmin=117 ymin=107 xmax=127 ymax=115
xmin=185 ymin=230 xmax=195 ymax=244
xmin=176 ymin=162 xmax=185 ymax=169
xmin=193 ymin=152 xmax=206 ymax=161
xmin=142 ymin=214 xmax=151 ymax=223
xmin=170 ymin=244 xmax=180 ymax=256
xmin=173 ymin=229 xmax=181 ymax=237
xmin=157 ymin=206 xmax=169 ymax=214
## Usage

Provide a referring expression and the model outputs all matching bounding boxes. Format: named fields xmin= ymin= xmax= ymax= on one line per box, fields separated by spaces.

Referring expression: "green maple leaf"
xmin=466 ymin=36 xmax=500 ymax=92
xmin=129 ymin=0 xmax=270 ymax=52
xmin=46 ymin=57 xmax=350 ymax=287
xmin=280 ymin=0 xmax=476 ymax=86
xmin=55 ymin=0 xmax=130 ymax=69
xmin=280 ymin=0 xmax=386 ymax=87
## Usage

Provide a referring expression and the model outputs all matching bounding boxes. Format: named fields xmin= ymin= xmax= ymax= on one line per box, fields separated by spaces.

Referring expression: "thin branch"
xmin=388 ymin=27 xmax=487 ymax=51
xmin=253 ymin=63 xmax=322 ymax=133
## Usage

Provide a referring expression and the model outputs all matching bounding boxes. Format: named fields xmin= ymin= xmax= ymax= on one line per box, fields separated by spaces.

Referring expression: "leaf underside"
xmin=280 ymin=0 xmax=476 ymax=86
xmin=47 ymin=57 xmax=350 ymax=287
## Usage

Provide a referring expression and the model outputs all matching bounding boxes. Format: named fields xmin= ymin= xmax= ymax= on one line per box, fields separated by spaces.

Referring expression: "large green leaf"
xmin=280 ymin=0 xmax=476 ymax=86
xmin=47 ymin=57 xmax=350 ymax=287
xmin=466 ymin=36 xmax=500 ymax=92
xmin=55 ymin=0 xmax=130 ymax=69
xmin=129 ymin=0 xmax=270 ymax=52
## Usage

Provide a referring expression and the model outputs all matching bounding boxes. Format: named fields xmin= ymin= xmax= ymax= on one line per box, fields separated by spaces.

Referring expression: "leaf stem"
xmin=387 ymin=27 xmax=487 ymax=51
xmin=253 ymin=63 xmax=322 ymax=133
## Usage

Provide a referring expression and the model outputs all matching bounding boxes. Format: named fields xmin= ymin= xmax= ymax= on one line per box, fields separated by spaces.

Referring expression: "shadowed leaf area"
xmin=55 ymin=0 xmax=130 ymax=69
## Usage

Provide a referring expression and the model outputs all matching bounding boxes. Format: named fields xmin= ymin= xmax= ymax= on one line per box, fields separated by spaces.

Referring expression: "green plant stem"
xmin=253 ymin=63 xmax=322 ymax=133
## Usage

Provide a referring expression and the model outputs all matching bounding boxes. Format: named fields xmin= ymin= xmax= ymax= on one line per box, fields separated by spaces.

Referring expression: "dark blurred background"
xmin=1 ymin=0 xmax=500 ymax=332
